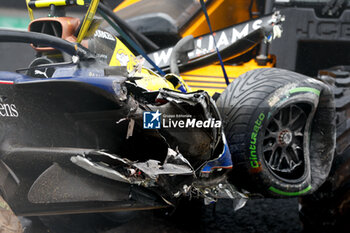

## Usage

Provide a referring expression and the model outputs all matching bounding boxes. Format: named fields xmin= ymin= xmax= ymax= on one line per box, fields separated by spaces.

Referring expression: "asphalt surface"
xmin=19 ymin=198 xmax=302 ymax=233
xmin=108 ymin=198 xmax=302 ymax=233
xmin=0 ymin=7 xmax=303 ymax=233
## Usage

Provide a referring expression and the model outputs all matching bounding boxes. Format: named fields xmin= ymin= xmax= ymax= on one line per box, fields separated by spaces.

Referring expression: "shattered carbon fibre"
xmin=70 ymin=88 xmax=242 ymax=205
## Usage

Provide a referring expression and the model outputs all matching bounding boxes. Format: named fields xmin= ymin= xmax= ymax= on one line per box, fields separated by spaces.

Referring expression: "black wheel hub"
xmin=263 ymin=104 xmax=309 ymax=180
xmin=278 ymin=129 xmax=293 ymax=146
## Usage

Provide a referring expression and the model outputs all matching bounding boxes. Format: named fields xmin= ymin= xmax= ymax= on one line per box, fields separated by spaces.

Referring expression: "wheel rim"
xmin=263 ymin=104 xmax=309 ymax=180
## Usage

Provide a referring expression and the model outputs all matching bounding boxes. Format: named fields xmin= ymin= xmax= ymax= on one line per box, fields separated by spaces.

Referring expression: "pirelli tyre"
xmin=0 ymin=195 xmax=22 ymax=233
xmin=216 ymin=68 xmax=336 ymax=197
xmin=299 ymin=66 xmax=350 ymax=232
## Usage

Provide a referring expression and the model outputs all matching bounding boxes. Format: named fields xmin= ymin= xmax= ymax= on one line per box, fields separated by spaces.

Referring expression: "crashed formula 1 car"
xmin=114 ymin=0 xmax=350 ymax=231
xmin=0 ymin=0 xmax=338 ymax=232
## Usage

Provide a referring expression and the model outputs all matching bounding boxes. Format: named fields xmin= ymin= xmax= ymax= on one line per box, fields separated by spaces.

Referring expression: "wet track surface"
xmin=21 ymin=198 xmax=302 ymax=233
xmin=110 ymin=198 xmax=302 ymax=233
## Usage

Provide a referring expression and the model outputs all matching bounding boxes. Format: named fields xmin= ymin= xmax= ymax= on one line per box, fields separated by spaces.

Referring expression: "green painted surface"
xmin=0 ymin=17 xmax=30 ymax=29
xmin=289 ymin=87 xmax=320 ymax=96
xmin=269 ymin=185 xmax=312 ymax=196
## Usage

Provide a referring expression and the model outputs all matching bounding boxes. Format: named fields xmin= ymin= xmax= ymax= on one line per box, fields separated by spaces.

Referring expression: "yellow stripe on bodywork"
xmin=113 ymin=0 xmax=142 ymax=12
xmin=77 ymin=0 xmax=85 ymax=5
xmin=181 ymin=59 xmax=274 ymax=96
xmin=190 ymin=86 xmax=226 ymax=95
xmin=34 ymin=0 xmax=68 ymax=8
xmin=182 ymin=0 xmax=224 ymax=37
xmin=108 ymin=37 xmax=174 ymax=91
xmin=185 ymin=81 xmax=228 ymax=88
xmin=77 ymin=0 xmax=100 ymax=43
xmin=109 ymin=37 xmax=137 ymax=69
xmin=26 ymin=0 xmax=34 ymax=21
xmin=182 ymin=75 xmax=236 ymax=82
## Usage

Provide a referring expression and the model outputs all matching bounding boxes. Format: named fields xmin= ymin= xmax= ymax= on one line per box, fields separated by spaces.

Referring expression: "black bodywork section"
xmin=0 ymin=73 xmax=166 ymax=215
